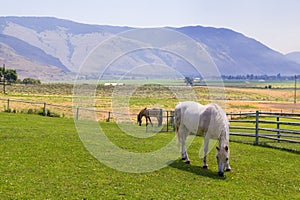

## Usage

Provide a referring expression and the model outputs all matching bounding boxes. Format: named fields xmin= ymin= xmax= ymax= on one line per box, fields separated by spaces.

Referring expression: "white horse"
xmin=174 ymin=101 xmax=231 ymax=177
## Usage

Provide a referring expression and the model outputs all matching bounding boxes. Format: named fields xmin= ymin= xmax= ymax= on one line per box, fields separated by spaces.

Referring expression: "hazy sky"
xmin=0 ymin=0 xmax=299 ymax=54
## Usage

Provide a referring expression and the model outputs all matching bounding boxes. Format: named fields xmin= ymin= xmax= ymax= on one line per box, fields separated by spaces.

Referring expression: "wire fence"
xmin=0 ymin=98 xmax=175 ymax=132
xmin=1 ymin=98 xmax=300 ymax=144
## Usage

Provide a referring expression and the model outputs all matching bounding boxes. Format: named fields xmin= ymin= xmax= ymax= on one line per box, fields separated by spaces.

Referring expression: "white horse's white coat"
xmin=174 ymin=101 xmax=231 ymax=176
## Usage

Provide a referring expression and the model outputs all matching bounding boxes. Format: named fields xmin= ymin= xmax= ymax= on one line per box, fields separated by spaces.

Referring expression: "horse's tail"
xmin=174 ymin=106 xmax=181 ymax=143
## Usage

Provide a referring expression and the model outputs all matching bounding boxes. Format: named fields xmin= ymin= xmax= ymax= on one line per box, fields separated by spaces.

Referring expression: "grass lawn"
xmin=0 ymin=112 xmax=299 ymax=199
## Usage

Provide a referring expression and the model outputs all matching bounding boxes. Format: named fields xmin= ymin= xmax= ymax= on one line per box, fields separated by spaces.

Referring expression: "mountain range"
xmin=286 ymin=52 xmax=300 ymax=64
xmin=0 ymin=16 xmax=299 ymax=81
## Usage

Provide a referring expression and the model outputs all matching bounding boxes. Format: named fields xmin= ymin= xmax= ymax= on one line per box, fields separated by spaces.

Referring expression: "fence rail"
xmin=229 ymin=111 xmax=300 ymax=144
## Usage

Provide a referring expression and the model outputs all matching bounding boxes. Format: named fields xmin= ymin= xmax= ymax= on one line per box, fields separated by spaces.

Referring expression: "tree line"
xmin=184 ymin=73 xmax=299 ymax=85
xmin=0 ymin=65 xmax=41 ymax=85
xmin=0 ymin=64 xmax=41 ymax=93
xmin=221 ymin=73 xmax=297 ymax=80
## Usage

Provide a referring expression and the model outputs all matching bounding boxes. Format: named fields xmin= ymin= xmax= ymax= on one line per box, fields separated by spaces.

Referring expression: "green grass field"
xmin=1 ymin=112 xmax=299 ymax=199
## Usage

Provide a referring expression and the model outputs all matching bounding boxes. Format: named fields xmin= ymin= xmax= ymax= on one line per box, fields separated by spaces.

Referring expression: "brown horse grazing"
xmin=137 ymin=108 xmax=152 ymax=126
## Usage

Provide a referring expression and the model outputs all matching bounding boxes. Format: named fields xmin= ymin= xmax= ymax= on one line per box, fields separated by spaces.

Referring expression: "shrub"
xmin=22 ymin=78 xmax=41 ymax=85
xmin=38 ymin=109 xmax=60 ymax=118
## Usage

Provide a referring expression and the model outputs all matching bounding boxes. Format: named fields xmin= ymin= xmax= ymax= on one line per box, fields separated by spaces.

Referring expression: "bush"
xmin=22 ymin=78 xmax=41 ymax=85
xmin=27 ymin=108 xmax=34 ymax=114
xmin=46 ymin=110 xmax=60 ymax=118
xmin=5 ymin=107 xmax=61 ymax=118
xmin=38 ymin=109 xmax=60 ymax=118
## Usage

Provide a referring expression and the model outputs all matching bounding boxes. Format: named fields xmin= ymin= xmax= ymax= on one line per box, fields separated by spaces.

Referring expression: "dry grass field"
xmin=0 ymin=83 xmax=299 ymax=119
xmin=225 ymin=87 xmax=300 ymax=113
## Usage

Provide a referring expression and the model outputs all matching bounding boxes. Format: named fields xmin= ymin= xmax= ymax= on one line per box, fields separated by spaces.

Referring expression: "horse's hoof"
xmin=226 ymin=168 xmax=231 ymax=172
xmin=218 ymin=172 xmax=224 ymax=177
xmin=203 ymin=165 xmax=208 ymax=169
xmin=185 ymin=161 xmax=190 ymax=164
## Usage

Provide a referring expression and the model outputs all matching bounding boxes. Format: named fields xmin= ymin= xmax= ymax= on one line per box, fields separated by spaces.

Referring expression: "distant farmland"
xmin=0 ymin=80 xmax=299 ymax=117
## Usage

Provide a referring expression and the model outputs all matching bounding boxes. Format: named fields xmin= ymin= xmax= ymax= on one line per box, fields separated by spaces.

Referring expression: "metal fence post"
xmin=171 ymin=111 xmax=175 ymax=131
xmin=255 ymin=110 xmax=259 ymax=145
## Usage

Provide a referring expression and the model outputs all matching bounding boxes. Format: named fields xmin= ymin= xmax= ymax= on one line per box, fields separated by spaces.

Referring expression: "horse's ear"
xmin=216 ymin=147 xmax=220 ymax=151
xmin=225 ymin=146 xmax=229 ymax=151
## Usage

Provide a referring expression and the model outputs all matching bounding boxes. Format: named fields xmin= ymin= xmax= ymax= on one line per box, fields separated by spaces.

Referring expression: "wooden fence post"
xmin=277 ymin=116 xmax=280 ymax=142
xmin=43 ymin=102 xmax=47 ymax=116
xmin=106 ymin=111 xmax=111 ymax=122
xmin=166 ymin=111 xmax=169 ymax=132
xmin=7 ymin=98 xmax=10 ymax=112
xmin=255 ymin=110 xmax=259 ymax=145
xmin=158 ymin=109 xmax=163 ymax=127
xmin=76 ymin=107 xmax=79 ymax=120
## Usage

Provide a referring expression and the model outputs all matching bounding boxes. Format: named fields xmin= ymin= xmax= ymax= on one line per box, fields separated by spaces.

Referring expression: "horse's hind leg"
xmin=181 ymin=142 xmax=190 ymax=164
xmin=179 ymin=128 xmax=190 ymax=164
xmin=145 ymin=116 xmax=149 ymax=126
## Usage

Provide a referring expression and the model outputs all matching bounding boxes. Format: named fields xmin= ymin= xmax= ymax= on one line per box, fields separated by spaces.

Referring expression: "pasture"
xmin=1 ymin=112 xmax=299 ymax=199
xmin=1 ymin=81 xmax=300 ymax=118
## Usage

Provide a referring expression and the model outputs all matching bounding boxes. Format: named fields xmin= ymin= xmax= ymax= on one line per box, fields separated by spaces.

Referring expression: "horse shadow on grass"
xmin=168 ymin=159 xmax=226 ymax=180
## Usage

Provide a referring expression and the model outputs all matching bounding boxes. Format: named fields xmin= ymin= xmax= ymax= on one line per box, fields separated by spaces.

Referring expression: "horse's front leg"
xmin=145 ymin=116 xmax=149 ymax=126
xmin=203 ymin=135 xmax=209 ymax=169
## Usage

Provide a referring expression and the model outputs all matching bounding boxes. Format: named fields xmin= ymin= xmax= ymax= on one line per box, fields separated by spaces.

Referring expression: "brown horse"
xmin=137 ymin=108 xmax=163 ymax=127
xmin=137 ymin=108 xmax=153 ymax=126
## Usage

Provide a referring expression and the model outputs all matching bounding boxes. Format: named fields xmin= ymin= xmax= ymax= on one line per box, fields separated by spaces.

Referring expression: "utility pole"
xmin=2 ymin=64 xmax=6 ymax=94
xmin=1 ymin=64 xmax=6 ymax=94
xmin=294 ymin=75 xmax=297 ymax=104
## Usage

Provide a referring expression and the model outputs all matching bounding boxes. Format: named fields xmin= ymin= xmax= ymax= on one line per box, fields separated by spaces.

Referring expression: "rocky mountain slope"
xmin=0 ymin=16 xmax=299 ymax=80
xmin=286 ymin=52 xmax=300 ymax=64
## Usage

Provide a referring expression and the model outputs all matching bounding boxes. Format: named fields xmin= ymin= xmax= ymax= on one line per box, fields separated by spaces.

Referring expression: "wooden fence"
xmin=229 ymin=111 xmax=300 ymax=144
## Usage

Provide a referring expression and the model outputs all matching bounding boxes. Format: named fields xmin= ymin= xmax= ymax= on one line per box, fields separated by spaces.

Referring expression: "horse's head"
xmin=137 ymin=108 xmax=147 ymax=126
xmin=216 ymin=145 xmax=230 ymax=177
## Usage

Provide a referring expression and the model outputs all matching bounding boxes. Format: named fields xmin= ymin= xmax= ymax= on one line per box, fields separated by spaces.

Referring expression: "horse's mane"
xmin=207 ymin=104 xmax=229 ymax=142
xmin=138 ymin=108 xmax=147 ymax=116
